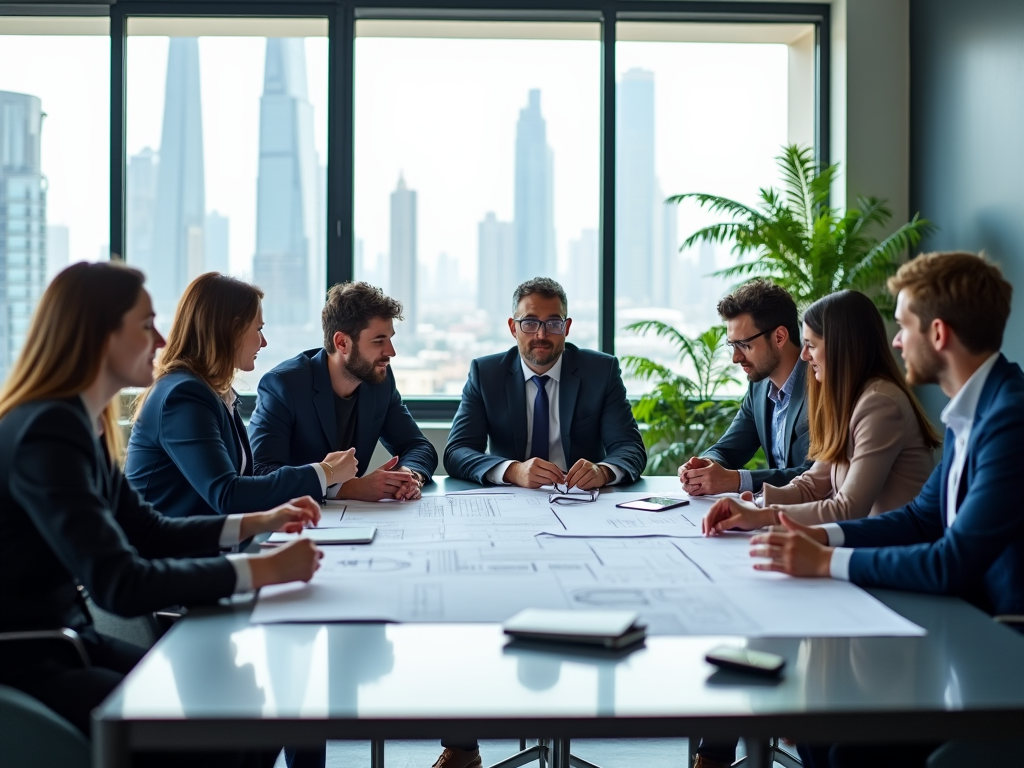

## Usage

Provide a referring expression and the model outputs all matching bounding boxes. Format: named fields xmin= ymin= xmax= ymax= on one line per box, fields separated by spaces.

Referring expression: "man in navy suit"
xmin=444 ymin=277 xmax=646 ymax=489
xmin=745 ymin=252 xmax=1024 ymax=768
xmin=680 ymin=279 xmax=812 ymax=498
xmin=249 ymin=282 xmax=437 ymax=501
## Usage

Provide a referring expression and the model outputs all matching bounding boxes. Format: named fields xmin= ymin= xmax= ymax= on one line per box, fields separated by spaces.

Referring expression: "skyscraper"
xmin=126 ymin=146 xmax=158 ymax=276
xmin=651 ymin=180 xmax=679 ymax=308
xmin=389 ymin=174 xmax=417 ymax=333
xmin=0 ymin=90 xmax=47 ymax=382
xmin=616 ymin=68 xmax=655 ymax=307
xmin=150 ymin=37 xmax=205 ymax=324
xmin=204 ymin=211 xmax=229 ymax=275
xmin=253 ymin=38 xmax=321 ymax=328
xmin=514 ymin=89 xmax=555 ymax=283
xmin=477 ymin=211 xmax=515 ymax=316
xmin=568 ymin=228 xmax=598 ymax=302
xmin=45 ymin=224 xmax=69 ymax=282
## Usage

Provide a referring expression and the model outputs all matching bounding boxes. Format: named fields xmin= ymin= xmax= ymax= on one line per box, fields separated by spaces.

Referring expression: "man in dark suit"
xmin=444 ymin=277 xmax=646 ymax=489
xmin=680 ymin=279 xmax=811 ymax=497
xmin=249 ymin=282 xmax=437 ymax=501
xmin=751 ymin=252 xmax=1024 ymax=768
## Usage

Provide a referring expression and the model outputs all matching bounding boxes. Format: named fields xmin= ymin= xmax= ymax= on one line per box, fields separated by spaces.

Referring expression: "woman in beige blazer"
xmin=703 ymin=289 xmax=940 ymax=533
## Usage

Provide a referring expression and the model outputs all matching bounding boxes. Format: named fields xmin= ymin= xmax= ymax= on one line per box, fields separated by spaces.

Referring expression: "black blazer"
xmin=444 ymin=344 xmax=647 ymax=484
xmin=702 ymin=360 xmax=812 ymax=490
xmin=0 ymin=398 xmax=237 ymax=635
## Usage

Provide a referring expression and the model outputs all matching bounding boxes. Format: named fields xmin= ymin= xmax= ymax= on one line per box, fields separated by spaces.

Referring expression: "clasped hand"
xmin=678 ymin=456 xmax=741 ymax=495
xmin=503 ymin=457 xmax=612 ymax=490
xmin=339 ymin=456 xmax=423 ymax=501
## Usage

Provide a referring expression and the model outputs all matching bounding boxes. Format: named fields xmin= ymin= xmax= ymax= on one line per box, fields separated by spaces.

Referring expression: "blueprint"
xmin=252 ymin=494 xmax=925 ymax=638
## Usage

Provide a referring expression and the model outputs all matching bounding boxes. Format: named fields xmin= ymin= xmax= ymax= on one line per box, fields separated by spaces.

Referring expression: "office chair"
xmin=0 ymin=629 xmax=92 ymax=768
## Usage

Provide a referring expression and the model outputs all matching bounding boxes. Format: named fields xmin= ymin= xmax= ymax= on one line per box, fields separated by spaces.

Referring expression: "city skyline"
xmin=389 ymin=174 xmax=418 ymax=333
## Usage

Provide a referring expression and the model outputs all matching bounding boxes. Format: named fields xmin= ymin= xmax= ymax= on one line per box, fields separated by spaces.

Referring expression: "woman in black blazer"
xmin=125 ymin=273 xmax=358 ymax=519
xmin=0 ymin=263 xmax=324 ymax=767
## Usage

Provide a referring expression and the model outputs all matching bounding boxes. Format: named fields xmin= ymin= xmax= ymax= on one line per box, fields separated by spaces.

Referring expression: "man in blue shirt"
xmin=679 ymin=280 xmax=811 ymax=500
xmin=746 ymin=252 xmax=1023 ymax=768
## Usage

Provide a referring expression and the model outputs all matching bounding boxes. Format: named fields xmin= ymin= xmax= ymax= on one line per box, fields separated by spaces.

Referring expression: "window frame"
xmin=3 ymin=0 xmax=829 ymax=421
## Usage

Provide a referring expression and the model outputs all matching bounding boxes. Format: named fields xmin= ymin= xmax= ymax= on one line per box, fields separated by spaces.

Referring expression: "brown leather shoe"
xmin=693 ymin=755 xmax=733 ymax=768
xmin=432 ymin=747 xmax=483 ymax=768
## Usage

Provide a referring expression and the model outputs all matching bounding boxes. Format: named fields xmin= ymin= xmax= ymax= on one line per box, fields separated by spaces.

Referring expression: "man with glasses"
xmin=445 ymin=276 xmax=646 ymax=490
xmin=680 ymin=279 xmax=811 ymax=497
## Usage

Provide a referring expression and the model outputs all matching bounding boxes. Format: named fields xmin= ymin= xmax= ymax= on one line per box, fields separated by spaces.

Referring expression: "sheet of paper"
xmin=253 ymin=492 xmax=925 ymax=637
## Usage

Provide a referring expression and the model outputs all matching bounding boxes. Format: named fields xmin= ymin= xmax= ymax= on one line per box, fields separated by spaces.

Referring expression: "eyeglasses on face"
xmin=726 ymin=328 xmax=772 ymax=351
xmin=514 ymin=317 xmax=568 ymax=335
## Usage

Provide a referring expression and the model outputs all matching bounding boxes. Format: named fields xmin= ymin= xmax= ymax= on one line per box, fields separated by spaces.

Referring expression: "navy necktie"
xmin=530 ymin=375 xmax=551 ymax=461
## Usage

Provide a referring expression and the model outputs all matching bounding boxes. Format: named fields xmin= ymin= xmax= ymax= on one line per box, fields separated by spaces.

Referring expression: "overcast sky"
xmin=1 ymin=32 xmax=788 ymax=281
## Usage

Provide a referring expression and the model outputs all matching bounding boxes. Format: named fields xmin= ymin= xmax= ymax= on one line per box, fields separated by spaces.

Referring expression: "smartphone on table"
xmin=614 ymin=496 xmax=690 ymax=512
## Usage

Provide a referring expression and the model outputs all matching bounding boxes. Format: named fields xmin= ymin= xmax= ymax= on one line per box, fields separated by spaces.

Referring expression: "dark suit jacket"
xmin=703 ymin=360 xmax=812 ymax=490
xmin=838 ymin=354 xmax=1024 ymax=616
xmin=125 ymin=371 xmax=322 ymax=518
xmin=0 ymin=398 xmax=236 ymax=634
xmin=444 ymin=344 xmax=647 ymax=484
xmin=247 ymin=348 xmax=437 ymax=481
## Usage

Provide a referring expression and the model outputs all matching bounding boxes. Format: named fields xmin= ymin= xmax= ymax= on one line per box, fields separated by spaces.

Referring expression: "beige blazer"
xmin=761 ymin=377 xmax=935 ymax=525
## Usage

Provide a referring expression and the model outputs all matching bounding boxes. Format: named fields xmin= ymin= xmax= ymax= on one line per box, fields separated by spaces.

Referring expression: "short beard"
xmin=344 ymin=346 xmax=387 ymax=385
xmin=523 ymin=340 xmax=561 ymax=368
xmin=745 ymin=345 xmax=781 ymax=384
xmin=904 ymin=349 xmax=944 ymax=387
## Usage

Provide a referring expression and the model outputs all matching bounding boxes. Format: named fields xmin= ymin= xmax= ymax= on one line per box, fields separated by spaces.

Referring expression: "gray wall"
xmin=910 ymin=0 xmax=1024 ymax=415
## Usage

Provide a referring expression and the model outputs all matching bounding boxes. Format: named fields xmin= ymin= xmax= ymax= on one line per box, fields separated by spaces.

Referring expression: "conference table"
xmin=93 ymin=478 xmax=1024 ymax=768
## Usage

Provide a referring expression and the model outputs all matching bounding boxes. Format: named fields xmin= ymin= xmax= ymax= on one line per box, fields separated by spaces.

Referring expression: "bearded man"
xmin=249 ymin=281 xmax=435 ymax=501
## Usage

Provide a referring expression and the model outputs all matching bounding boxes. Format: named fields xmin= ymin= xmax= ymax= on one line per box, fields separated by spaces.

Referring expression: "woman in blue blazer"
xmin=126 ymin=273 xmax=358 ymax=519
xmin=0 ymin=263 xmax=324 ymax=766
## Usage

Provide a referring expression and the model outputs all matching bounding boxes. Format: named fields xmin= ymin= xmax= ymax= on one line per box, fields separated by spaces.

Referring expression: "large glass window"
xmin=353 ymin=20 xmax=601 ymax=396
xmin=125 ymin=17 xmax=328 ymax=389
xmin=0 ymin=16 xmax=110 ymax=383
xmin=614 ymin=22 xmax=816 ymax=395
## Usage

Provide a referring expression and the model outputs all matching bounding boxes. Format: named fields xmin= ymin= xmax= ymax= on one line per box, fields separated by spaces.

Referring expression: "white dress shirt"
xmin=823 ymin=352 xmax=1001 ymax=580
xmin=485 ymin=355 xmax=625 ymax=485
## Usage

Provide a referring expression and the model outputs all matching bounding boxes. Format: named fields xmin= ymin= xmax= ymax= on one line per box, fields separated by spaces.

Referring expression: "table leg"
xmin=93 ymin=718 xmax=130 ymax=768
xmin=371 ymin=738 xmax=385 ymax=768
xmin=743 ymin=737 xmax=771 ymax=768
xmin=550 ymin=738 xmax=571 ymax=768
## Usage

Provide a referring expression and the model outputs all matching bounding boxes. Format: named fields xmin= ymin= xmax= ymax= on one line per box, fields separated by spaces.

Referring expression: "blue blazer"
xmin=444 ymin=344 xmax=647 ymax=484
xmin=125 ymin=371 xmax=322 ymax=518
xmin=703 ymin=360 xmax=812 ymax=490
xmin=838 ymin=354 xmax=1024 ymax=616
xmin=248 ymin=348 xmax=437 ymax=481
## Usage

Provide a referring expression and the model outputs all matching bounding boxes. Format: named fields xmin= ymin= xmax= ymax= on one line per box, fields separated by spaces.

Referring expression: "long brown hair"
xmin=804 ymin=290 xmax=941 ymax=464
xmin=0 ymin=261 xmax=146 ymax=458
xmin=135 ymin=273 xmax=263 ymax=417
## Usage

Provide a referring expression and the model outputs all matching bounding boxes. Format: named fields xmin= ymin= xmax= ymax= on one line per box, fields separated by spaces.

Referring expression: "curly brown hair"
xmin=322 ymin=282 xmax=404 ymax=352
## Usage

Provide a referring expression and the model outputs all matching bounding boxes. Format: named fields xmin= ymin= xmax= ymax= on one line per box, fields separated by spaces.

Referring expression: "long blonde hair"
xmin=134 ymin=273 xmax=263 ymax=417
xmin=804 ymin=290 xmax=941 ymax=465
xmin=0 ymin=261 xmax=146 ymax=459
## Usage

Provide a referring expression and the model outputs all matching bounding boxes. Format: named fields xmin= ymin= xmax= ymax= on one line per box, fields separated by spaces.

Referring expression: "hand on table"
xmin=565 ymin=459 xmax=614 ymax=490
xmin=702 ymin=494 xmax=775 ymax=536
xmin=678 ymin=457 xmax=740 ymax=496
xmin=338 ymin=456 xmax=420 ymax=501
xmin=241 ymin=495 xmax=321 ymax=539
xmin=322 ymin=447 xmax=358 ymax=486
xmin=503 ymin=458 xmax=565 ymax=489
xmin=749 ymin=512 xmax=832 ymax=577
xmin=250 ymin=538 xmax=323 ymax=588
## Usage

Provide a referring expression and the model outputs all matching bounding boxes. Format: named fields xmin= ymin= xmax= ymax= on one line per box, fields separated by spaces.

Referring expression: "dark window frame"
xmin=1 ymin=0 xmax=829 ymax=421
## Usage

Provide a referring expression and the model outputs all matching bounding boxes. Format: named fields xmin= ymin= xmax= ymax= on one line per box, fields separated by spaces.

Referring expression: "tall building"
xmin=616 ymin=68 xmax=656 ymax=307
xmin=0 ymin=90 xmax=47 ymax=382
xmin=126 ymin=146 xmax=158 ymax=275
xmin=46 ymin=224 xmax=69 ymax=282
xmin=514 ymin=89 xmax=555 ymax=283
xmin=253 ymin=38 xmax=321 ymax=328
xmin=567 ymin=228 xmax=598 ymax=303
xmin=477 ymin=211 xmax=515 ymax=315
xmin=150 ymin=37 xmax=205 ymax=324
xmin=389 ymin=174 xmax=417 ymax=333
xmin=651 ymin=180 xmax=679 ymax=308
xmin=204 ymin=211 xmax=229 ymax=275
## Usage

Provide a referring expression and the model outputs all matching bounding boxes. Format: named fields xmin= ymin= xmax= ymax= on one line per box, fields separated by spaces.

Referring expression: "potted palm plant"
xmin=626 ymin=144 xmax=933 ymax=474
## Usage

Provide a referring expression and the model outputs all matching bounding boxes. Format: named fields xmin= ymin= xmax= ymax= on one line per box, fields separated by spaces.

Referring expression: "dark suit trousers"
xmin=0 ymin=630 xmax=278 ymax=768
xmin=797 ymin=742 xmax=939 ymax=768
